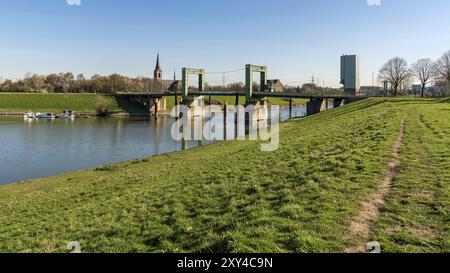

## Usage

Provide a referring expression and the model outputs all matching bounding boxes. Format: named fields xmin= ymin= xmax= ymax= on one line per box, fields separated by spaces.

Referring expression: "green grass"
xmin=371 ymin=100 xmax=450 ymax=252
xmin=0 ymin=93 xmax=144 ymax=114
xmin=0 ymin=98 xmax=448 ymax=253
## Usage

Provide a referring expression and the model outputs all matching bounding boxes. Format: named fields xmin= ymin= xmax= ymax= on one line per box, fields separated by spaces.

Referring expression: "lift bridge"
xmin=116 ymin=64 xmax=365 ymax=118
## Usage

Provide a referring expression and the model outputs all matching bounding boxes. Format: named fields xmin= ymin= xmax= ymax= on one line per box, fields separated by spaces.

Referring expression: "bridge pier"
xmin=245 ymin=99 xmax=268 ymax=124
xmin=148 ymin=98 xmax=167 ymax=113
xmin=128 ymin=95 xmax=167 ymax=115
xmin=179 ymin=96 xmax=206 ymax=117
xmin=289 ymin=98 xmax=293 ymax=119
xmin=191 ymin=96 xmax=205 ymax=117
xmin=306 ymin=98 xmax=327 ymax=116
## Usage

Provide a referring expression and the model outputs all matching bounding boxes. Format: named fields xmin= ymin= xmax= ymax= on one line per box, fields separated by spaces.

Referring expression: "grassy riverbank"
xmin=0 ymin=93 xmax=308 ymax=116
xmin=0 ymin=98 xmax=448 ymax=253
xmin=0 ymin=93 xmax=145 ymax=115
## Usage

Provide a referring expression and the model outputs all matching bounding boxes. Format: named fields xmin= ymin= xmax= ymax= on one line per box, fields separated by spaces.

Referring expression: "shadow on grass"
xmin=305 ymin=99 xmax=387 ymax=122
xmin=437 ymin=97 xmax=450 ymax=103
xmin=313 ymin=98 xmax=447 ymax=121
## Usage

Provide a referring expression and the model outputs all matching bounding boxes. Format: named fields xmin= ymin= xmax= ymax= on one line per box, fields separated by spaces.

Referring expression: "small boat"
xmin=24 ymin=112 xmax=35 ymax=119
xmin=59 ymin=111 xmax=75 ymax=120
xmin=35 ymin=112 xmax=56 ymax=119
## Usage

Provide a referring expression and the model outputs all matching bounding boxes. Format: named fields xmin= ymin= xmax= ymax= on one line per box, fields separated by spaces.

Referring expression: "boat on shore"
xmin=35 ymin=112 xmax=56 ymax=119
xmin=22 ymin=111 xmax=76 ymax=120
xmin=23 ymin=112 xmax=35 ymax=119
xmin=58 ymin=111 xmax=75 ymax=120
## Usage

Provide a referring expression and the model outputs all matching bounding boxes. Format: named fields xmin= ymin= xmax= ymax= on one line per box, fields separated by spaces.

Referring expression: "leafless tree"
xmin=411 ymin=58 xmax=434 ymax=98
xmin=435 ymin=50 xmax=450 ymax=83
xmin=379 ymin=57 xmax=411 ymax=97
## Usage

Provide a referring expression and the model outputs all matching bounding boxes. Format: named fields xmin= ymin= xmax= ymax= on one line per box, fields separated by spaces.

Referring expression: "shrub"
xmin=95 ymin=96 xmax=113 ymax=115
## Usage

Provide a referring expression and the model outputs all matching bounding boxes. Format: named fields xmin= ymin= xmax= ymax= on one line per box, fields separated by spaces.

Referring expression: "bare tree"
xmin=379 ymin=57 xmax=411 ymax=97
xmin=411 ymin=58 xmax=433 ymax=98
xmin=435 ymin=50 xmax=450 ymax=83
xmin=402 ymin=73 xmax=415 ymax=95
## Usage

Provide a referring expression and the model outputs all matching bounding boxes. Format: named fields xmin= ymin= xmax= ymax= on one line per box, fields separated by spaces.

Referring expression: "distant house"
xmin=267 ymin=79 xmax=284 ymax=93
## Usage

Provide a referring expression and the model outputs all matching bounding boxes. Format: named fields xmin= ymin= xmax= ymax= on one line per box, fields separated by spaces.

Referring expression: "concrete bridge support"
xmin=245 ymin=100 xmax=269 ymax=127
xmin=188 ymin=96 xmax=205 ymax=117
xmin=128 ymin=95 xmax=167 ymax=113
xmin=306 ymin=98 xmax=327 ymax=116
xmin=149 ymin=98 xmax=167 ymax=112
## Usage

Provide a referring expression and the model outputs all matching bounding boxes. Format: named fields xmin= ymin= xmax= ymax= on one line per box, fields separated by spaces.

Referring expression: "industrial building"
xmin=340 ymin=55 xmax=361 ymax=96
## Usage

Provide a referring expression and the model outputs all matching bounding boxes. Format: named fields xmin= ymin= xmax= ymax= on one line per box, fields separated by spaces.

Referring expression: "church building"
xmin=152 ymin=53 xmax=180 ymax=92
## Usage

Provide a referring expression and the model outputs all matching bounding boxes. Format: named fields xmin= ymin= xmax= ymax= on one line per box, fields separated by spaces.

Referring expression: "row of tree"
xmin=379 ymin=50 xmax=450 ymax=97
xmin=0 ymin=73 xmax=165 ymax=94
xmin=0 ymin=72 xmax=339 ymax=95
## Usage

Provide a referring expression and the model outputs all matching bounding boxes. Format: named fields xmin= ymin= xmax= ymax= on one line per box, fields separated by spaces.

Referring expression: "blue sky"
xmin=1 ymin=0 xmax=449 ymax=87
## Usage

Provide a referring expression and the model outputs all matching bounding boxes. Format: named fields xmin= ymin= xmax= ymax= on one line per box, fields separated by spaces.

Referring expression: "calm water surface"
xmin=0 ymin=107 xmax=306 ymax=185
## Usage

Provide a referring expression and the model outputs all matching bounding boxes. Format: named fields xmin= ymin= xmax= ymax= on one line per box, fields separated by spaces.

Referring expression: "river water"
xmin=0 ymin=107 xmax=306 ymax=185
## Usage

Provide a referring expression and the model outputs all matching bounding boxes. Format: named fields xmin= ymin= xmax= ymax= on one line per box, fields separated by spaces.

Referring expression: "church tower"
xmin=154 ymin=53 xmax=162 ymax=81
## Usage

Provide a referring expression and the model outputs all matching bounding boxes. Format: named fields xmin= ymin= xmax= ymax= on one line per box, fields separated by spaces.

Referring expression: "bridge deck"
xmin=117 ymin=91 xmax=363 ymax=100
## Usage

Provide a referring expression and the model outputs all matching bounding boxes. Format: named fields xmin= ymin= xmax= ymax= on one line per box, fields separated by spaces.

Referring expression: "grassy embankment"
xmin=0 ymin=93 xmax=308 ymax=116
xmin=371 ymin=99 xmax=449 ymax=252
xmin=0 ymin=98 xmax=448 ymax=253
xmin=0 ymin=93 xmax=145 ymax=115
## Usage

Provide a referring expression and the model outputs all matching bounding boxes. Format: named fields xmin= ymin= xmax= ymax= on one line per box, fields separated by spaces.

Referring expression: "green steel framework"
xmin=181 ymin=65 xmax=268 ymax=104
xmin=182 ymin=68 xmax=205 ymax=103
xmin=245 ymin=64 xmax=267 ymax=102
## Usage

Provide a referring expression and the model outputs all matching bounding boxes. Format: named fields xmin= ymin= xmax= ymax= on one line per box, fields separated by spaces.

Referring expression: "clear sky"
xmin=1 ymin=0 xmax=449 ymax=87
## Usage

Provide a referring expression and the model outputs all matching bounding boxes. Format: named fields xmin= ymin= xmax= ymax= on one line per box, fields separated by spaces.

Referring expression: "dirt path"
xmin=344 ymin=115 xmax=407 ymax=253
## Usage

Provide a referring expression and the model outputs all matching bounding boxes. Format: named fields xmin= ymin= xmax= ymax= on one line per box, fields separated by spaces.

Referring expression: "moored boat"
xmin=23 ymin=112 xmax=35 ymax=119
xmin=35 ymin=112 xmax=56 ymax=119
xmin=59 ymin=111 xmax=75 ymax=119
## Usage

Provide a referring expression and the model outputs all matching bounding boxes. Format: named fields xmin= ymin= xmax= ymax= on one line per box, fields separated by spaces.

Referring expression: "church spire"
xmin=154 ymin=53 xmax=162 ymax=81
xmin=155 ymin=52 xmax=161 ymax=71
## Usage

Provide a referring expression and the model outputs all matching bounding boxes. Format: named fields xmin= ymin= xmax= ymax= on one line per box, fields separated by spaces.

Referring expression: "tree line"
xmin=0 ymin=72 xmax=340 ymax=95
xmin=0 ymin=73 xmax=164 ymax=94
xmin=379 ymin=50 xmax=450 ymax=97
